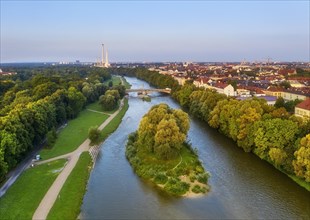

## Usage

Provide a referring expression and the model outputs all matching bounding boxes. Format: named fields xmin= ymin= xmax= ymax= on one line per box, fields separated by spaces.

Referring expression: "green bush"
xmin=189 ymin=172 xmax=196 ymax=182
xmin=125 ymin=145 xmax=137 ymax=159
xmin=197 ymin=172 xmax=209 ymax=183
xmin=192 ymin=185 xmax=201 ymax=193
xmin=88 ymin=126 xmax=100 ymax=144
xmin=46 ymin=128 xmax=57 ymax=148
xmin=195 ymin=165 xmax=204 ymax=173
xmin=129 ymin=156 xmax=141 ymax=168
xmin=201 ymin=186 xmax=208 ymax=193
xmin=145 ymin=169 xmax=157 ymax=178
xmin=175 ymin=165 xmax=190 ymax=176
xmin=164 ymin=178 xmax=190 ymax=196
xmin=166 ymin=169 xmax=177 ymax=177
xmin=167 ymin=177 xmax=178 ymax=185
xmin=154 ymin=172 xmax=168 ymax=184
xmin=127 ymin=132 xmax=137 ymax=145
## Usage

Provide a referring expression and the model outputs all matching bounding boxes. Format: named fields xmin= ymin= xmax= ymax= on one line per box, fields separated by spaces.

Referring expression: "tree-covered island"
xmin=126 ymin=103 xmax=210 ymax=196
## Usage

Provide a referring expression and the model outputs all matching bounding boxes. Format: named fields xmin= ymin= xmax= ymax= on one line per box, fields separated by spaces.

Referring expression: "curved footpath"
xmin=32 ymin=98 xmax=124 ymax=220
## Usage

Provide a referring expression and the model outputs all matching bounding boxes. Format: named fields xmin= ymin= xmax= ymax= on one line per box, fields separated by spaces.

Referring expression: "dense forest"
xmin=0 ymin=66 xmax=125 ymax=182
xmin=117 ymin=67 xmax=310 ymax=186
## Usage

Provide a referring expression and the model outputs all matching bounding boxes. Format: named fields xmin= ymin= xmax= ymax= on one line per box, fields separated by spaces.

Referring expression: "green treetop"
xmin=137 ymin=103 xmax=189 ymax=160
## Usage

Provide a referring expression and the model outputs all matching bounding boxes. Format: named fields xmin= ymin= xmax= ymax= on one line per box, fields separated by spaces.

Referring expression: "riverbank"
xmin=0 ymin=102 xmax=109 ymax=219
xmin=0 ymin=76 xmax=131 ymax=219
xmin=46 ymin=152 xmax=92 ymax=220
xmin=33 ymin=97 xmax=129 ymax=219
xmin=33 ymin=77 xmax=130 ymax=219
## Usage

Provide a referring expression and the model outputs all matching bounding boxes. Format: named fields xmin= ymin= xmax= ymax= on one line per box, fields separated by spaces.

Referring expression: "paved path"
xmin=86 ymin=108 xmax=112 ymax=115
xmin=32 ymin=98 xmax=124 ymax=220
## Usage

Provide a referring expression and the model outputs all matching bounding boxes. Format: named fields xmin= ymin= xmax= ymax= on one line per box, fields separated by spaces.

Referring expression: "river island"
xmin=126 ymin=103 xmax=210 ymax=196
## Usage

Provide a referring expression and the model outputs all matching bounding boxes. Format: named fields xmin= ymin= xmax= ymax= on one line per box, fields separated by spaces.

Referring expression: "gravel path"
xmin=32 ymin=98 xmax=124 ymax=220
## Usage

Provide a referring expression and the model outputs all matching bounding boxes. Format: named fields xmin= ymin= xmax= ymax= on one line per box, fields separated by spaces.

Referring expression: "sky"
xmin=0 ymin=1 xmax=309 ymax=63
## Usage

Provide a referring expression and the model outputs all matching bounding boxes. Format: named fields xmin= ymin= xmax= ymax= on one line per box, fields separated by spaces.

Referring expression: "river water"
xmin=81 ymin=77 xmax=310 ymax=219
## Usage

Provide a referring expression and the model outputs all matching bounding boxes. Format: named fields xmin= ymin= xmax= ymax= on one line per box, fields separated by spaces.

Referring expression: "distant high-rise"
xmin=105 ymin=49 xmax=110 ymax=67
xmin=102 ymin=43 xmax=105 ymax=67
xmin=96 ymin=43 xmax=110 ymax=68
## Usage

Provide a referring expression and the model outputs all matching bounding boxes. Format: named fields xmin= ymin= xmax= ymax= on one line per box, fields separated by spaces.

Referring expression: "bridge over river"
xmin=126 ymin=88 xmax=171 ymax=94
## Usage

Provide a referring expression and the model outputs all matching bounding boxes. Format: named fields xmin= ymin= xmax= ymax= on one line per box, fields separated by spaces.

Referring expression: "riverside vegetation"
xmin=0 ymin=66 xmax=111 ymax=181
xmin=0 ymin=65 xmax=130 ymax=218
xmin=126 ymin=104 xmax=209 ymax=196
xmin=116 ymin=67 xmax=310 ymax=190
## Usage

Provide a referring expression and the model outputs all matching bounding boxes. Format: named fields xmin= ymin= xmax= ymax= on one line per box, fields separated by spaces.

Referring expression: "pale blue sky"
xmin=1 ymin=1 xmax=309 ymax=63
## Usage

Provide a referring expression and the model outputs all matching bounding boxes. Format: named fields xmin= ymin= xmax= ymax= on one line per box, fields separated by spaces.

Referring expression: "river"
xmin=81 ymin=77 xmax=310 ymax=219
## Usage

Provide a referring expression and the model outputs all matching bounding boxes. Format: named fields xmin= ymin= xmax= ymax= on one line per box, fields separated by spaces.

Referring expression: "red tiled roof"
xmin=278 ymin=69 xmax=296 ymax=75
xmin=214 ymin=82 xmax=228 ymax=89
xmin=296 ymin=98 xmax=310 ymax=110
xmin=201 ymin=78 xmax=209 ymax=84
xmin=238 ymin=85 xmax=264 ymax=94
xmin=266 ymin=86 xmax=284 ymax=92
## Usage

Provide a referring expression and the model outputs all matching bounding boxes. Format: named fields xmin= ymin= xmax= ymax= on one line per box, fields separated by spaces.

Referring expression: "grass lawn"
xmin=288 ymin=174 xmax=310 ymax=191
xmin=47 ymin=152 xmax=92 ymax=220
xmin=122 ymin=77 xmax=131 ymax=89
xmin=0 ymin=159 xmax=67 ymax=219
xmin=87 ymin=101 xmax=117 ymax=114
xmin=87 ymin=101 xmax=103 ymax=112
xmin=47 ymin=100 xmax=129 ymax=219
xmin=40 ymin=109 xmax=109 ymax=160
xmin=100 ymin=98 xmax=129 ymax=141
xmin=104 ymin=75 xmax=122 ymax=87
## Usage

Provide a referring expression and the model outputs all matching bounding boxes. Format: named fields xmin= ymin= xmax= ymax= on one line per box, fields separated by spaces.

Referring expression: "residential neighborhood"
xmin=146 ymin=61 xmax=310 ymax=119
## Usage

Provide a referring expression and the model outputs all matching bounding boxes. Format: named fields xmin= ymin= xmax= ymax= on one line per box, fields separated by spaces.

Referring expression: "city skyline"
xmin=0 ymin=1 xmax=309 ymax=63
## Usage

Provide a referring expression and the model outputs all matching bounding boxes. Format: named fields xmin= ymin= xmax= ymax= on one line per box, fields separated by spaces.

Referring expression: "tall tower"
xmin=105 ymin=49 xmax=109 ymax=67
xmin=101 ymin=43 xmax=105 ymax=67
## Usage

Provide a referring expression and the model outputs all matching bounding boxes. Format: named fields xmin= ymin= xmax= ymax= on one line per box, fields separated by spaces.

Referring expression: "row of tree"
xmin=0 ymin=66 xmax=112 ymax=182
xmin=117 ymin=67 xmax=310 ymax=183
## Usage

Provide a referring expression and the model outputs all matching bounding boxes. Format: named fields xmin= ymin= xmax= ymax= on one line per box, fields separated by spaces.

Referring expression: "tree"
xmin=46 ymin=128 xmax=57 ymax=148
xmin=280 ymin=81 xmax=291 ymax=89
xmin=105 ymin=89 xmax=120 ymax=101
xmin=293 ymin=134 xmax=310 ymax=182
xmin=154 ymin=118 xmax=186 ymax=159
xmin=99 ymin=89 xmax=120 ymax=111
xmin=33 ymin=82 xmax=60 ymax=100
xmin=67 ymin=87 xmax=86 ymax=118
xmin=112 ymin=85 xmax=126 ymax=98
xmin=253 ymin=118 xmax=298 ymax=168
xmin=137 ymin=103 xmax=189 ymax=160
xmin=269 ymin=148 xmax=287 ymax=168
xmin=88 ymin=126 xmax=100 ymax=144
xmin=274 ymin=97 xmax=285 ymax=109
xmin=174 ymin=83 xmax=196 ymax=109
xmin=284 ymin=99 xmax=302 ymax=113
xmin=82 ymin=83 xmax=95 ymax=103
xmin=137 ymin=104 xmax=170 ymax=152
xmin=99 ymin=94 xmax=116 ymax=111
xmin=270 ymin=107 xmax=289 ymax=119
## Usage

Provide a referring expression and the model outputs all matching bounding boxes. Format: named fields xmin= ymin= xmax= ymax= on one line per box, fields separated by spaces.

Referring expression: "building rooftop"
xmin=296 ymin=98 xmax=310 ymax=110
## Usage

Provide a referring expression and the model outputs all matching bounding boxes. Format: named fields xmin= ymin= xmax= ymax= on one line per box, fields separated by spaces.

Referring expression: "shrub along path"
xmin=32 ymin=98 xmax=125 ymax=220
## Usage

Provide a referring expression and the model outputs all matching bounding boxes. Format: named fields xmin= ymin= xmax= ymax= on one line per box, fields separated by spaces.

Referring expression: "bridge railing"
xmin=125 ymin=88 xmax=171 ymax=94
